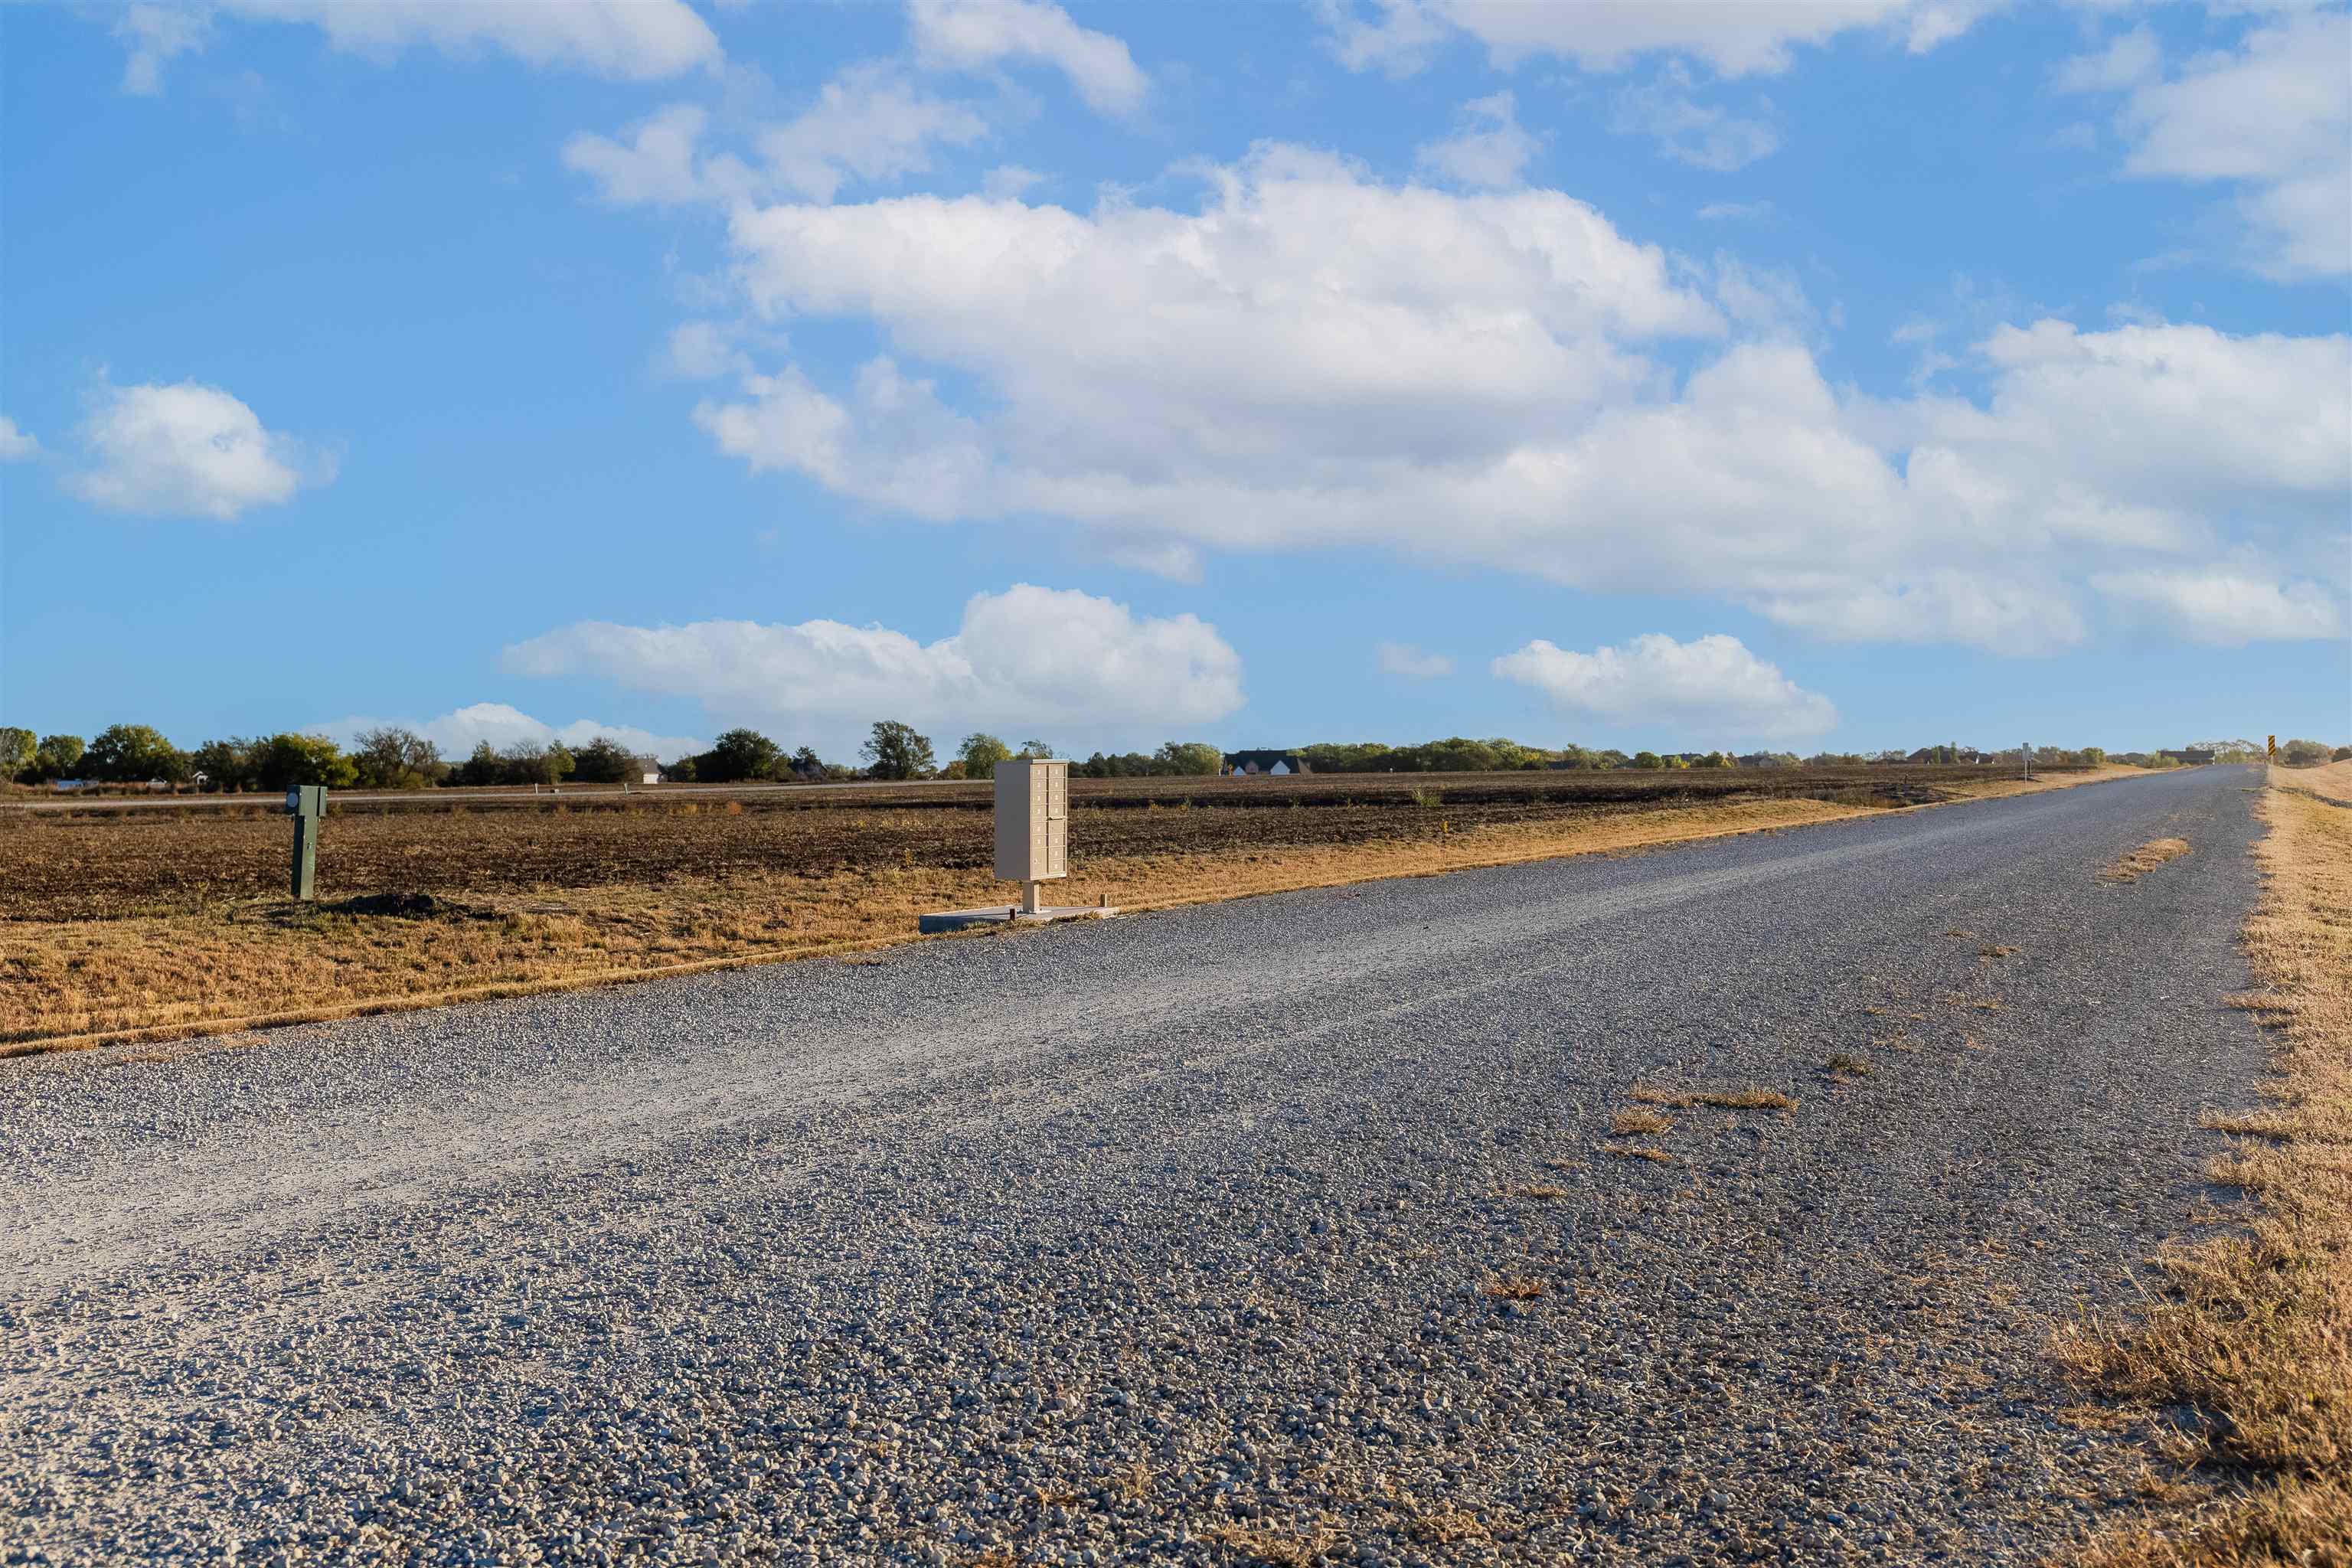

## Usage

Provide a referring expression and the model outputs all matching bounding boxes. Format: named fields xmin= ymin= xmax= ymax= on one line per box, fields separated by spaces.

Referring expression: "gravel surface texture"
xmin=0 ymin=766 xmax=2270 ymax=1566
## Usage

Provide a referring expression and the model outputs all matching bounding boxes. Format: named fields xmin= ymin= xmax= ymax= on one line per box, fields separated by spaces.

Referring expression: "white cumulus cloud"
xmin=319 ymin=704 xmax=707 ymax=765
xmin=1493 ymin=632 xmax=1838 ymax=740
xmin=566 ymin=66 xmax=990 ymax=209
xmin=1377 ymin=642 xmax=1455 ymax=678
xmin=66 ymin=379 xmax=332 ymax=520
xmin=1415 ymin=91 xmax=1541 ymax=188
xmin=2066 ymin=8 xmax=2350 ymax=279
xmin=0 ymin=416 xmax=38 ymax=462
xmin=1610 ymin=65 xmax=1780 ymax=171
xmin=111 ymin=0 xmax=720 ymax=93
xmin=1321 ymin=0 xmax=2024 ymax=80
xmin=115 ymin=4 xmax=211 ymax=94
xmin=648 ymin=144 xmax=2346 ymax=656
xmin=908 ymin=0 xmax=1148 ymax=116
xmin=2092 ymin=568 xmax=2344 ymax=645
xmin=501 ymin=585 xmax=1246 ymax=745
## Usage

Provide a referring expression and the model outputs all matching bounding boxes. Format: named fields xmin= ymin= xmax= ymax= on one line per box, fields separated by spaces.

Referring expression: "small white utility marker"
xmin=920 ymin=757 xmax=1120 ymax=934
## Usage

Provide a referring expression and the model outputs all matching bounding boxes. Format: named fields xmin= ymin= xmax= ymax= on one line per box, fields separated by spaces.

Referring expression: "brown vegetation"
xmin=0 ymin=764 xmax=2081 ymax=922
xmin=1630 ymin=1084 xmax=1798 ymax=1112
xmin=2104 ymin=838 xmax=2193 ymax=884
xmin=0 ymin=765 xmax=2139 ymax=1055
xmin=2053 ymin=768 xmax=2352 ymax=1565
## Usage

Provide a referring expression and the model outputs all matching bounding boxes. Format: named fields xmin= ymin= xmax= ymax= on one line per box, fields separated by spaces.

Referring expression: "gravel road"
xmin=0 ymin=766 xmax=2271 ymax=1566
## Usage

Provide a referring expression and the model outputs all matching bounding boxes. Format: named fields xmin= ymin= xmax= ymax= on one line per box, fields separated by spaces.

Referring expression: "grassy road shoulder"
xmin=2058 ymin=760 xmax=2352 ymax=1564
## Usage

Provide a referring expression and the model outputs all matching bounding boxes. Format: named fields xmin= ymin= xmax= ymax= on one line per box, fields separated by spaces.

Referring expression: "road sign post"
xmin=285 ymin=785 xmax=326 ymax=900
xmin=2269 ymin=735 xmax=2277 ymax=763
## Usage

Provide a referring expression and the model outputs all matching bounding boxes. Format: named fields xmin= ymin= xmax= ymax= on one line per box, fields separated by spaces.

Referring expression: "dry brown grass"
xmin=2276 ymin=758 xmax=2352 ymax=808
xmin=2053 ymin=772 xmax=2352 ymax=1566
xmin=2105 ymin=838 xmax=2194 ymax=884
xmin=1631 ymin=1083 xmax=1797 ymax=1112
xmin=1201 ymin=1521 xmax=1343 ymax=1566
xmin=1404 ymin=1501 xmax=1488 ymax=1544
xmin=0 ymin=766 xmax=2149 ymax=1057
xmin=1503 ymin=1183 xmax=1569 ymax=1200
xmin=1610 ymin=1107 xmax=1675 ymax=1135
xmin=1825 ymin=1053 xmax=1875 ymax=1078
xmin=1482 ymin=1276 xmax=1550 ymax=1300
xmin=1605 ymin=1145 xmax=1677 ymax=1166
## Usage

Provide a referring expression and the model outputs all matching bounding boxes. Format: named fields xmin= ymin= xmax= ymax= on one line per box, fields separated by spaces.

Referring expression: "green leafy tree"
xmin=568 ymin=736 xmax=642 ymax=784
xmin=790 ymin=745 xmax=824 ymax=777
xmin=1017 ymin=738 xmax=1049 ymax=758
xmin=1628 ymin=750 xmax=1664 ymax=770
xmin=694 ymin=728 xmax=784 ymax=783
xmin=1152 ymin=741 xmax=1223 ymax=776
xmin=863 ymin=720 xmax=936 ymax=780
xmin=253 ymin=733 xmax=357 ymax=791
xmin=958 ymin=733 xmax=1014 ymax=780
xmin=2334 ymin=746 xmax=2352 ymax=762
xmin=83 ymin=724 xmax=189 ymax=783
xmin=190 ymin=737 xmax=261 ymax=792
xmin=351 ymin=726 xmax=446 ymax=789
xmin=0 ymin=727 xmax=33 ymax=780
xmin=451 ymin=741 xmax=501 ymax=787
xmin=30 ymin=734 xmax=86 ymax=781
xmin=494 ymin=740 xmax=568 ymax=787
xmin=2281 ymin=738 xmax=2331 ymax=766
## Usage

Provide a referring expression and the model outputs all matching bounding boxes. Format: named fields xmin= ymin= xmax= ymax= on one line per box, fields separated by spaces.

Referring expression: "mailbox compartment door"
xmin=1044 ymin=763 xmax=1068 ymax=877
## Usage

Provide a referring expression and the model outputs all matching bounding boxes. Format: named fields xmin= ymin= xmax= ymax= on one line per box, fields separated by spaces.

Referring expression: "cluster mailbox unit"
xmin=918 ymin=758 xmax=1117 ymax=933
xmin=994 ymin=754 xmax=1069 ymax=910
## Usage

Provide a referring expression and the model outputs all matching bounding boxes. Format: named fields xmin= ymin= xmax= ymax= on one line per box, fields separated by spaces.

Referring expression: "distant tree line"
xmin=5 ymin=720 xmax=2342 ymax=793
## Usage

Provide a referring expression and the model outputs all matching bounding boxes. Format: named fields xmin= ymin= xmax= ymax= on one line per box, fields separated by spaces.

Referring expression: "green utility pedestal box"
xmin=285 ymin=786 xmax=327 ymax=900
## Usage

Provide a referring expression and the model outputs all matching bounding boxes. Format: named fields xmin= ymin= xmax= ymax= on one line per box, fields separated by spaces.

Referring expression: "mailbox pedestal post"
xmin=286 ymin=786 xmax=327 ymax=901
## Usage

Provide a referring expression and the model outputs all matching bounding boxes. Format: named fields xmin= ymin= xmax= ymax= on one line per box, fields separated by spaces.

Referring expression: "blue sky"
xmin=3 ymin=0 xmax=2346 ymax=763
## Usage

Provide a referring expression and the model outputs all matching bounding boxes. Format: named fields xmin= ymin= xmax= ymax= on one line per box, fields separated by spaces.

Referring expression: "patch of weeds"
xmin=1605 ymin=1145 xmax=1676 ymax=1165
xmin=1826 ymin=1053 xmax=1874 ymax=1078
xmin=2101 ymin=837 xmax=2192 ymax=884
xmin=2198 ymin=1109 xmax=2293 ymax=1142
xmin=1610 ymin=1107 xmax=1674 ymax=1135
xmin=1503 ymin=1184 xmax=1568 ymax=1200
xmin=1201 ymin=1523 xmax=1342 ymax=1567
xmin=1980 ymin=944 xmax=2020 ymax=960
xmin=1632 ymin=1084 xmax=1796 ymax=1112
xmin=1406 ymin=1501 xmax=1488 ymax=1544
xmin=1482 ymin=1276 xmax=1549 ymax=1300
